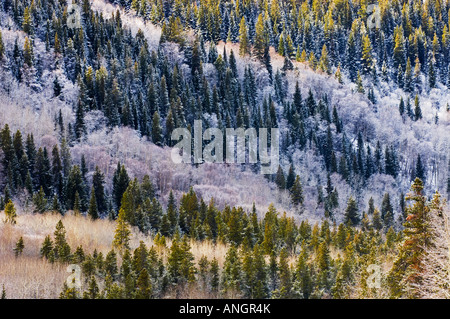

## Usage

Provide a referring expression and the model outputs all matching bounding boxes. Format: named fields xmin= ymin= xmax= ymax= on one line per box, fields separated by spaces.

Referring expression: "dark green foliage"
xmin=290 ymin=175 xmax=304 ymax=206
xmin=92 ymin=166 xmax=107 ymax=213
xmin=112 ymin=163 xmax=130 ymax=211
xmin=88 ymin=187 xmax=99 ymax=220
xmin=14 ymin=236 xmax=24 ymax=257
xmin=53 ymin=220 xmax=71 ymax=262
xmin=344 ymin=197 xmax=359 ymax=226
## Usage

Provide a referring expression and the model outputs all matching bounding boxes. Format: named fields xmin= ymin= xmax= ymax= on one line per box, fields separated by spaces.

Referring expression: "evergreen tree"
xmin=66 ymin=165 xmax=86 ymax=211
xmin=290 ymin=175 xmax=304 ymax=205
xmin=113 ymin=208 xmax=131 ymax=251
xmin=388 ymin=178 xmax=431 ymax=298
xmin=14 ymin=236 xmax=24 ymax=256
xmin=404 ymin=58 xmax=413 ymax=92
xmin=83 ymin=276 xmax=100 ymax=299
xmin=414 ymin=94 xmax=422 ymax=121
xmin=23 ymin=37 xmax=33 ymax=68
xmin=112 ymin=163 xmax=130 ymax=210
xmin=275 ymin=165 xmax=286 ymax=189
xmin=74 ymin=100 xmax=86 ymax=141
xmin=361 ymin=35 xmax=373 ymax=74
xmin=415 ymin=154 xmax=425 ymax=182
xmin=0 ymin=31 xmax=4 ymax=58
xmin=22 ymin=7 xmax=33 ymax=34
xmin=356 ymin=71 xmax=365 ymax=93
xmin=92 ymin=166 xmax=107 ymax=213
xmin=381 ymin=193 xmax=393 ymax=222
xmin=238 ymin=17 xmax=250 ymax=57
xmin=372 ymin=209 xmax=383 ymax=231
xmin=40 ymin=235 xmax=54 ymax=260
xmin=344 ymin=196 xmax=359 ymax=226
xmin=286 ymin=164 xmax=295 ymax=190
xmin=88 ymin=187 xmax=99 ymax=220
xmin=4 ymin=199 xmax=17 ymax=224
xmin=151 ymin=111 xmax=163 ymax=146
xmin=398 ymin=97 xmax=405 ymax=116
xmin=221 ymin=245 xmax=242 ymax=296
xmin=135 ymin=268 xmax=152 ymax=299
xmin=53 ymin=220 xmax=71 ymax=262
xmin=254 ymin=13 xmax=269 ymax=63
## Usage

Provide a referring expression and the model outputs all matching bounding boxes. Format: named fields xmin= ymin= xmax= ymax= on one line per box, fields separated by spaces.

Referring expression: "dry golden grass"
xmin=0 ymin=210 xmax=230 ymax=299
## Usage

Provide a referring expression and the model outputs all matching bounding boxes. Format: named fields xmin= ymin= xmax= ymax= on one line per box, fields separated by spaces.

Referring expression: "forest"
xmin=0 ymin=0 xmax=449 ymax=299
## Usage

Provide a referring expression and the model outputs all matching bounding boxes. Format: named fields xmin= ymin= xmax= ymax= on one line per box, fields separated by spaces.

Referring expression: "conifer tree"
xmin=40 ymin=235 xmax=54 ymax=260
xmin=398 ymin=97 xmax=405 ymax=116
xmin=92 ymin=166 xmax=107 ymax=213
xmin=104 ymin=250 xmax=118 ymax=279
xmin=388 ymin=178 xmax=431 ymax=298
xmin=4 ymin=199 xmax=17 ymax=224
xmin=254 ymin=13 xmax=269 ymax=63
xmin=23 ymin=37 xmax=33 ymax=67
xmin=221 ymin=245 xmax=242 ymax=296
xmin=294 ymin=247 xmax=312 ymax=298
xmin=335 ymin=65 xmax=343 ymax=84
xmin=112 ymin=163 xmax=130 ymax=210
xmin=316 ymin=241 xmax=331 ymax=289
xmin=73 ymin=191 xmax=81 ymax=215
xmin=135 ymin=268 xmax=152 ymax=299
xmin=54 ymin=33 xmax=61 ymax=55
xmin=361 ymin=35 xmax=373 ymax=74
xmin=72 ymin=246 xmax=85 ymax=264
xmin=14 ymin=236 xmax=24 ymax=256
xmin=414 ymin=94 xmax=422 ymax=121
xmin=88 ymin=187 xmax=99 ymax=220
xmin=344 ymin=196 xmax=359 ymax=226
xmin=51 ymin=194 xmax=61 ymax=214
xmin=53 ymin=220 xmax=71 ymax=262
xmin=238 ymin=17 xmax=250 ymax=57
xmin=318 ymin=44 xmax=330 ymax=74
xmin=286 ymin=164 xmax=296 ymax=190
xmin=428 ymin=55 xmax=436 ymax=89
xmin=59 ymin=282 xmax=80 ymax=299
xmin=290 ymin=175 xmax=304 ymax=205
xmin=356 ymin=71 xmax=365 ymax=93
xmin=83 ymin=276 xmax=100 ymax=299
xmin=66 ymin=165 xmax=86 ymax=211
xmin=74 ymin=100 xmax=86 ymax=140
xmin=381 ymin=193 xmax=393 ymax=222
xmin=393 ymin=27 xmax=405 ymax=70
xmin=151 ymin=111 xmax=163 ymax=146
xmin=275 ymin=165 xmax=286 ymax=189
xmin=210 ymin=257 xmax=220 ymax=292
xmin=113 ymin=208 xmax=131 ymax=251
xmin=415 ymin=154 xmax=425 ymax=182
xmin=404 ymin=58 xmax=413 ymax=92
xmin=22 ymin=7 xmax=33 ymax=34
xmin=0 ymin=31 xmax=4 ymax=59
xmin=273 ymin=247 xmax=292 ymax=298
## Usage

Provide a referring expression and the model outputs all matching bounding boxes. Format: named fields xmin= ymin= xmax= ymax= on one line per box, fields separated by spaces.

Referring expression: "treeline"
xmin=12 ymin=178 xmax=432 ymax=299
xmin=0 ymin=121 xmax=407 ymax=238
xmin=47 ymin=195 xmax=401 ymax=299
